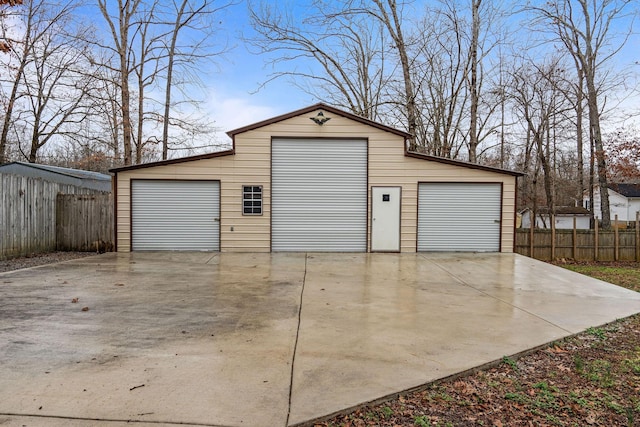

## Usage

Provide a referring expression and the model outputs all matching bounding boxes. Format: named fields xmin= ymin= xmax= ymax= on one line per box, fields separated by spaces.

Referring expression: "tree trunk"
xmin=136 ymin=45 xmax=145 ymax=164
xmin=386 ymin=0 xmax=417 ymax=150
xmin=586 ymin=74 xmax=610 ymax=228
xmin=576 ymin=68 xmax=585 ymax=209
xmin=468 ymin=0 xmax=480 ymax=163
xmin=162 ymin=0 xmax=190 ymax=160
xmin=0 ymin=20 xmax=31 ymax=163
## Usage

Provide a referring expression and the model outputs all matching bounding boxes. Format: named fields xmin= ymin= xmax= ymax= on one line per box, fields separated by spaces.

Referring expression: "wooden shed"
xmin=111 ymin=103 xmax=520 ymax=253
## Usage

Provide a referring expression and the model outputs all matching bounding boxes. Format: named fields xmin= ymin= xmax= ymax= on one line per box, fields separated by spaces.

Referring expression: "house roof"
xmin=533 ymin=206 xmax=591 ymax=215
xmin=609 ymin=183 xmax=640 ymax=198
xmin=226 ymin=103 xmax=412 ymax=139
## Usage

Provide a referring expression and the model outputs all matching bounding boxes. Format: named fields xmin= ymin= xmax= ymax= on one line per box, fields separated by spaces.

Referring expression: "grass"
xmin=560 ymin=262 xmax=640 ymax=292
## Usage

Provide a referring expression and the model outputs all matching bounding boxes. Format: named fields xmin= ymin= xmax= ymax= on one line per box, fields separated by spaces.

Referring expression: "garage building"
xmin=111 ymin=104 xmax=520 ymax=253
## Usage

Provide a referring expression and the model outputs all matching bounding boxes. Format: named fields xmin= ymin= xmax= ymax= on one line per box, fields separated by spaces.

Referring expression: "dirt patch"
xmin=0 ymin=252 xmax=95 ymax=273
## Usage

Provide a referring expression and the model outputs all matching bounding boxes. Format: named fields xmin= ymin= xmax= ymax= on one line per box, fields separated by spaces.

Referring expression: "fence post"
xmin=573 ymin=217 xmax=577 ymax=260
xmin=636 ymin=211 xmax=639 ymax=262
xmin=615 ymin=214 xmax=619 ymax=262
xmin=529 ymin=219 xmax=534 ymax=258
xmin=551 ymin=214 xmax=556 ymax=260
xmin=594 ymin=219 xmax=599 ymax=261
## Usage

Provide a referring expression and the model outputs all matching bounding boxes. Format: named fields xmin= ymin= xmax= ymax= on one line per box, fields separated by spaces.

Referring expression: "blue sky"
xmin=201 ymin=0 xmax=639 ymax=144
xmin=202 ymin=2 xmax=317 ymax=143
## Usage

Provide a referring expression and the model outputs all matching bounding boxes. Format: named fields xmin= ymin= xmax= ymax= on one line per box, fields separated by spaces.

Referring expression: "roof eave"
xmin=226 ymin=103 xmax=412 ymax=139
xmin=404 ymin=151 xmax=523 ymax=177
xmin=109 ymin=149 xmax=235 ymax=173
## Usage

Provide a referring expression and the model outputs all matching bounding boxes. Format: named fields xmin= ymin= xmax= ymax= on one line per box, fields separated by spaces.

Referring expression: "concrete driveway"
xmin=1 ymin=252 xmax=640 ymax=427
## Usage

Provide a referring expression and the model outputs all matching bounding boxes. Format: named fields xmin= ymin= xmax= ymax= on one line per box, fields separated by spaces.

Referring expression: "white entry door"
xmin=371 ymin=186 xmax=401 ymax=252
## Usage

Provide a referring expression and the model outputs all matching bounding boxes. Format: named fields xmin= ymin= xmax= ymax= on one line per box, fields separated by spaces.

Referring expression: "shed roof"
xmin=0 ymin=161 xmax=111 ymax=181
xmin=0 ymin=161 xmax=112 ymax=191
xmin=529 ymin=206 xmax=591 ymax=215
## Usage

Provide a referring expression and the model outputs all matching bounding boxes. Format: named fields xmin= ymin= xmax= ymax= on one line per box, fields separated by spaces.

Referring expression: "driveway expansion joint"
xmin=0 ymin=413 xmax=230 ymax=426
xmin=285 ymin=252 xmax=308 ymax=427
xmin=422 ymin=254 xmax=575 ymax=335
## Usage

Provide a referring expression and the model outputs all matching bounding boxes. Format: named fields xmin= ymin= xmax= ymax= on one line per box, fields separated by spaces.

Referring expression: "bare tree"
xmin=528 ymin=0 xmax=634 ymax=228
xmin=248 ymin=1 xmax=388 ymax=122
xmin=131 ymin=0 xmax=163 ymax=164
xmin=0 ymin=0 xmax=24 ymax=53
xmin=508 ymin=56 xmax=573 ymax=217
xmin=97 ymin=0 xmax=142 ymax=166
xmin=367 ymin=0 xmax=417 ymax=149
xmin=19 ymin=24 xmax=95 ymax=162
xmin=94 ymin=0 xmax=231 ymax=164
xmin=468 ymin=0 xmax=481 ymax=163
xmin=0 ymin=0 xmax=84 ymax=163
xmin=412 ymin=3 xmax=470 ymax=158
xmin=160 ymin=0 xmax=229 ymax=159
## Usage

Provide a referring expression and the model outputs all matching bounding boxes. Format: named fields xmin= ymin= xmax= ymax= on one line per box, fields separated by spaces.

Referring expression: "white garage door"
xmin=418 ymin=183 xmax=501 ymax=252
xmin=272 ymin=138 xmax=367 ymax=251
xmin=131 ymin=180 xmax=220 ymax=251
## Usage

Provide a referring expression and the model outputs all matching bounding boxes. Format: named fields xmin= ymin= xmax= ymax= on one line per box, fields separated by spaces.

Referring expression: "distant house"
xmin=0 ymin=162 xmax=111 ymax=192
xmin=585 ymin=183 xmax=640 ymax=224
xmin=520 ymin=207 xmax=591 ymax=229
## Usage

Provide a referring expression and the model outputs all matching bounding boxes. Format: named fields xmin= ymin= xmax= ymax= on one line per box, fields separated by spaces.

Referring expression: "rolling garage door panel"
xmin=132 ymin=180 xmax=220 ymax=251
xmin=272 ymin=138 xmax=367 ymax=251
xmin=418 ymin=183 xmax=501 ymax=252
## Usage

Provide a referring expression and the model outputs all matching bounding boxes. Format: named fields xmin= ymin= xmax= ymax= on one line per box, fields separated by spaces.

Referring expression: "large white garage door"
xmin=418 ymin=183 xmax=501 ymax=252
xmin=131 ymin=180 xmax=220 ymax=251
xmin=272 ymin=138 xmax=367 ymax=251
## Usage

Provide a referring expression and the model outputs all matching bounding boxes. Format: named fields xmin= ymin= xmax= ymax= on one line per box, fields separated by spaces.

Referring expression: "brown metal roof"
xmin=226 ymin=103 xmax=412 ymax=139
xmin=109 ymin=149 xmax=235 ymax=173
xmin=405 ymin=152 xmax=523 ymax=177
xmin=110 ymin=103 xmax=522 ymax=177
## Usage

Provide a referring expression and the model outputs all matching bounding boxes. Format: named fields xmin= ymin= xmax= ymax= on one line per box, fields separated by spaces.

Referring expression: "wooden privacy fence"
xmin=56 ymin=194 xmax=113 ymax=252
xmin=515 ymin=215 xmax=640 ymax=262
xmin=1 ymin=173 xmax=112 ymax=260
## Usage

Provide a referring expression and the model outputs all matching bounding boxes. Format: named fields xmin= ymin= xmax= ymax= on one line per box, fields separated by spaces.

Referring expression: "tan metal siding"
xmin=367 ymin=135 xmax=516 ymax=253
xmin=115 ymin=109 xmax=517 ymax=253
